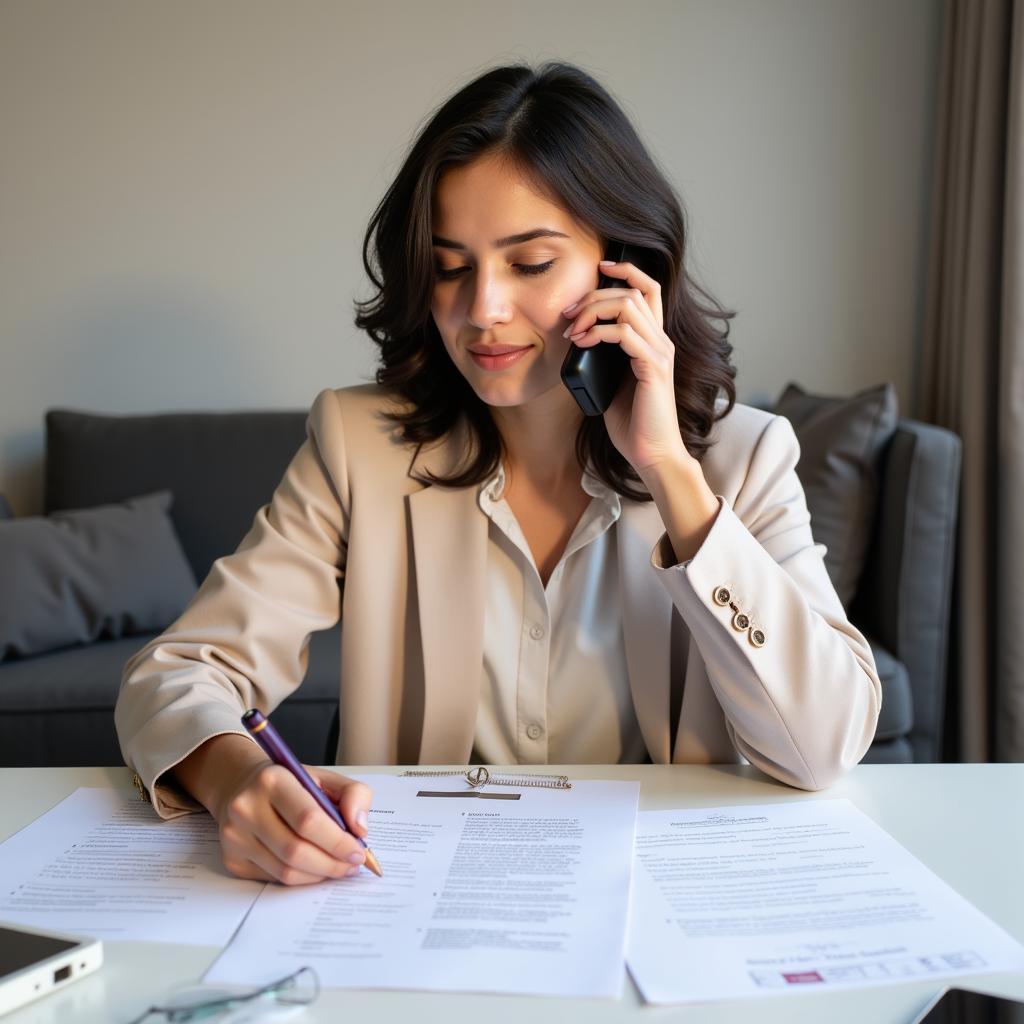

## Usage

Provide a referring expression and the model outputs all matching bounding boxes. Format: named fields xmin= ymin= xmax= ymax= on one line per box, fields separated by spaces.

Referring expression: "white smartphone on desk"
xmin=0 ymin=922 xmax=102 ymax=1016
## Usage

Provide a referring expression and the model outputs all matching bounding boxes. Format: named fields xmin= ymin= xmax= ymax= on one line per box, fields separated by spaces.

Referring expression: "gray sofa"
xmin=0 ymin=395 xmax=961 ymax=769
xmin=0 ymin=408 xmax=340 ymax=768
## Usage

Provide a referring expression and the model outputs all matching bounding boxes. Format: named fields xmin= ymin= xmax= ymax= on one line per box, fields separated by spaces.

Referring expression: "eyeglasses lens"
xmin=267 ymin=967 xmax=318 ymax=1006
xmin=149 ymin=967 xmax=319 ymax=1021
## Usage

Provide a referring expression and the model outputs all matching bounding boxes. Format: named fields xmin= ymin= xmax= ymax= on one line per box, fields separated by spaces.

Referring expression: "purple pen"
xmin=241 ymin=708 xmax=382 ymax=877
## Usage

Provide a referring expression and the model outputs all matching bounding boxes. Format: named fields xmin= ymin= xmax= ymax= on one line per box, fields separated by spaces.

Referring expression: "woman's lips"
xmin=467 ymin=346 xmax=532 ymax=371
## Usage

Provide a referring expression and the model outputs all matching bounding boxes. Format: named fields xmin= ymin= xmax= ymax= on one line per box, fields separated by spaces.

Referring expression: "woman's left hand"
xmin=561 ymin=259 xmax=691 ymax=482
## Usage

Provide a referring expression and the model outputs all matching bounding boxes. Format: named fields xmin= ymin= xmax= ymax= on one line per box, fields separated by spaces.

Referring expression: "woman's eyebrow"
xmin=431 ymin=228 xmax=570 ymax=250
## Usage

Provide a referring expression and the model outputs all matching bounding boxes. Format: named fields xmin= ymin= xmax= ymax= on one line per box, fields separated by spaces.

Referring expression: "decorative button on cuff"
xmin=131 ymin=773 xmax=151 ymax=804
xmin=714 ymin=585 xmax=764 ymax=647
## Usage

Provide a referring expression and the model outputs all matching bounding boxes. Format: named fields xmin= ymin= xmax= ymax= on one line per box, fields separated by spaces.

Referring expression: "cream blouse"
xmin=473 ymin=463 xmax=648 ymax=765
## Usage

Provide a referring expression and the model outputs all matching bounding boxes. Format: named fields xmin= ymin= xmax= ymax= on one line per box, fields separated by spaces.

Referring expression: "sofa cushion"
xmin=868 ymin=641 xmax=913 ymax=741
xmin=775 ymin=382 xmax=898 ymax=607
xmin=45 ymin=408 xmax=308 ymax=583
xmin=859 ymin=737 xmax=912 ymax=764
xmin=0 ymin=492 xmax=197 ymax=662
xmin=0 ymin=627 xmax=341 ymax=767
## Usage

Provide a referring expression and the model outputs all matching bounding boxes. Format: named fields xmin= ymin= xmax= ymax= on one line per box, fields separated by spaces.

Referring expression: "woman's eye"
xmin=434 ymin=260 xmax=556 ymax=281
xmin=516 ymin=260 xmax=555 ymax=276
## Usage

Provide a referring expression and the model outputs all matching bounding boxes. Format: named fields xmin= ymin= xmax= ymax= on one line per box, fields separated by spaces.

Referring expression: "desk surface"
xmin=1 ymin=763 xmax=1022 ymax=1023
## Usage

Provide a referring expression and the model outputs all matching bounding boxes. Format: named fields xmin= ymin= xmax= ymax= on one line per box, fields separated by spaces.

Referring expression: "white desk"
xmin=1 ymin=763 xmax=1022 ymax=1023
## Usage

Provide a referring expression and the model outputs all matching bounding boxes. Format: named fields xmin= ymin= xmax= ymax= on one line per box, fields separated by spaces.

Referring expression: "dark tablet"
xmin=910 ymin=985 xmax=1024 ymax=1023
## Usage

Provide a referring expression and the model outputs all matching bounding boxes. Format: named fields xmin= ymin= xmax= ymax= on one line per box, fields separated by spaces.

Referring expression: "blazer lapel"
xmin=617 ymin=502 xmax=674 ymax=764
xmin=407 ymin=431 xmax=488 ymax=764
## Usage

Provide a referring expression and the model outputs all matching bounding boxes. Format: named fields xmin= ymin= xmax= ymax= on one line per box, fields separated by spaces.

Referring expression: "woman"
xmin=116 ymin=62 xmax=881 ymax=886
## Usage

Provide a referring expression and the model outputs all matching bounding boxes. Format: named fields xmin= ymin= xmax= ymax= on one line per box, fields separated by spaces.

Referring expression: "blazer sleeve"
xmin=114 ymin=389 xmax=351 ymax=818
xmin=652 ymin=412 xmax=882 ymax=790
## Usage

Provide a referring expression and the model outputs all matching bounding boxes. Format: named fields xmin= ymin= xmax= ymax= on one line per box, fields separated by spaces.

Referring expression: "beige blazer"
xmin=116 ymin=385 xmax=882 ymax=817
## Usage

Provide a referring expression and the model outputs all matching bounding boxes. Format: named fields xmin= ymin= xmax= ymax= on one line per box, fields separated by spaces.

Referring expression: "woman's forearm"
xmin=640 ymin=455 xmax=721 ymax=565
xmin=172 ymin=733 xmax=267 ymax=819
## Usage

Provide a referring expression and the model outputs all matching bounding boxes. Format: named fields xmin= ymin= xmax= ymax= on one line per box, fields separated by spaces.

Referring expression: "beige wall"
xmin=0 ymin=0 xmax=942 ymax=515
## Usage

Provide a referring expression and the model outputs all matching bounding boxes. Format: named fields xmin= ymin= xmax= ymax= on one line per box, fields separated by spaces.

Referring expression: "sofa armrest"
xmin=851 ymin=419 xmax=962 ymax=762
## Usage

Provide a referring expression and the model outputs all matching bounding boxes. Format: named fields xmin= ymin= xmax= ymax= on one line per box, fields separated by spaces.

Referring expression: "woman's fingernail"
xmin=348 ymin=851 xmax=365 ymax=864
xmin=356 ymin=809 xmax=368 ymax=829
xmin=346 ymin=864 xmax=361 ymax=876
xmin=598 ymin=260 xmax=616 ymax=266
xmin=569 ymin=331 xmax=586 ymax=341
xmin=562 ymin=301 xmax=578 ymax=315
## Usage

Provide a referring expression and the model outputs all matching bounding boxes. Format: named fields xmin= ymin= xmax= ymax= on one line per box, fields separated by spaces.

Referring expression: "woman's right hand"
xmin=173 ymin=733 xmax=374 ymax=885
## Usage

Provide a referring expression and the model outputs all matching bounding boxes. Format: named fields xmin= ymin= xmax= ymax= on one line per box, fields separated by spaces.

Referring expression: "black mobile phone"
xmin=560 ymin=241 xmax=635 ymax=416
xmin=910 ymin=985 xmax=1024 ymax=1023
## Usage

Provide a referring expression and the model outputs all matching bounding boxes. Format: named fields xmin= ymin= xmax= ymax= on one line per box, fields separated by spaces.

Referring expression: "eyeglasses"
xmin=125 ymin=966 xmax=319 ymax=1023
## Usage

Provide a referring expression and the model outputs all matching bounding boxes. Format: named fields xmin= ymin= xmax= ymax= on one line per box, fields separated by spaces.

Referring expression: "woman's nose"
xmin=466 ymin=269 xmax=513 ymax=329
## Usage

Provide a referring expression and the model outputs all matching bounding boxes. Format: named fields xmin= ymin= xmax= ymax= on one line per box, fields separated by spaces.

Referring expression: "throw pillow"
xmin=0 ymin=491 xmax=197 ymax=662
xmin=774 ymin=382 xmax=898 ymax=607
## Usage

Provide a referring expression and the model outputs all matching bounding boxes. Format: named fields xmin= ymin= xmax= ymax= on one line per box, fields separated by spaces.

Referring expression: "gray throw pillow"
xmin=0 ymin=491 xmax=197 ymax=661
xmin=775 ymin=382 xmax=898 ymax=607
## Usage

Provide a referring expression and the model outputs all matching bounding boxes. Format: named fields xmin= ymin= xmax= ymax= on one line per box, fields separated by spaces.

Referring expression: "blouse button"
xmin=732 ymin=611 xmax=751 ymax=631
xmin=529 ymin=624 xmax=546 ymax=641
xmin=713 ymin=586 xmax=732 ymax=606
xmin=526 ymin=724 xmax=543 ymax=740
xmin=749 ymin=627 xmax=766 ymax=648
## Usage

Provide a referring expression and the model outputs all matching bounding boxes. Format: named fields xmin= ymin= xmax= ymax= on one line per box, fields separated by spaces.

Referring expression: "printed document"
xmin=206 ymin=773 xmax=639 ymax=997
xmin=626 ymin=799 xmax=1024 ymax=1004
xmin=0 ymin=787 xmax=263 ymax=945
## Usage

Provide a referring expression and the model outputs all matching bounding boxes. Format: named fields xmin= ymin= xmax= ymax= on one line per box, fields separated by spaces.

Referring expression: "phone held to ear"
xmin=560 ymin=241 xmax=637 ymax=417
xmin=0 ymin=922 xmax=102 ymax=1015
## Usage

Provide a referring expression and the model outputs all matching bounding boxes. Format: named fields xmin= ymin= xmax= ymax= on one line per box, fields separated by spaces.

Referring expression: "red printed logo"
xmin=782 ymin=972 xmax=824 ymax=985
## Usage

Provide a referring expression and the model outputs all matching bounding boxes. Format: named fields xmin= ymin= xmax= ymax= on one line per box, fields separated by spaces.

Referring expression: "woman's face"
xmin=429 ymin=153 xmax=604 ymax=411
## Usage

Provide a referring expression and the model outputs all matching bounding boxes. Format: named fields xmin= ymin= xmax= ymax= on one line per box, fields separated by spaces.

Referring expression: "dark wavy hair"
xmin=353 ymin=61 xmax=736 ymax=501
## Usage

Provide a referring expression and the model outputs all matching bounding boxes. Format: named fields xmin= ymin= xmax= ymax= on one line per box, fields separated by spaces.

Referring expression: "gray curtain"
xmin=918 ymin=0 xmax=1024 ymax=761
